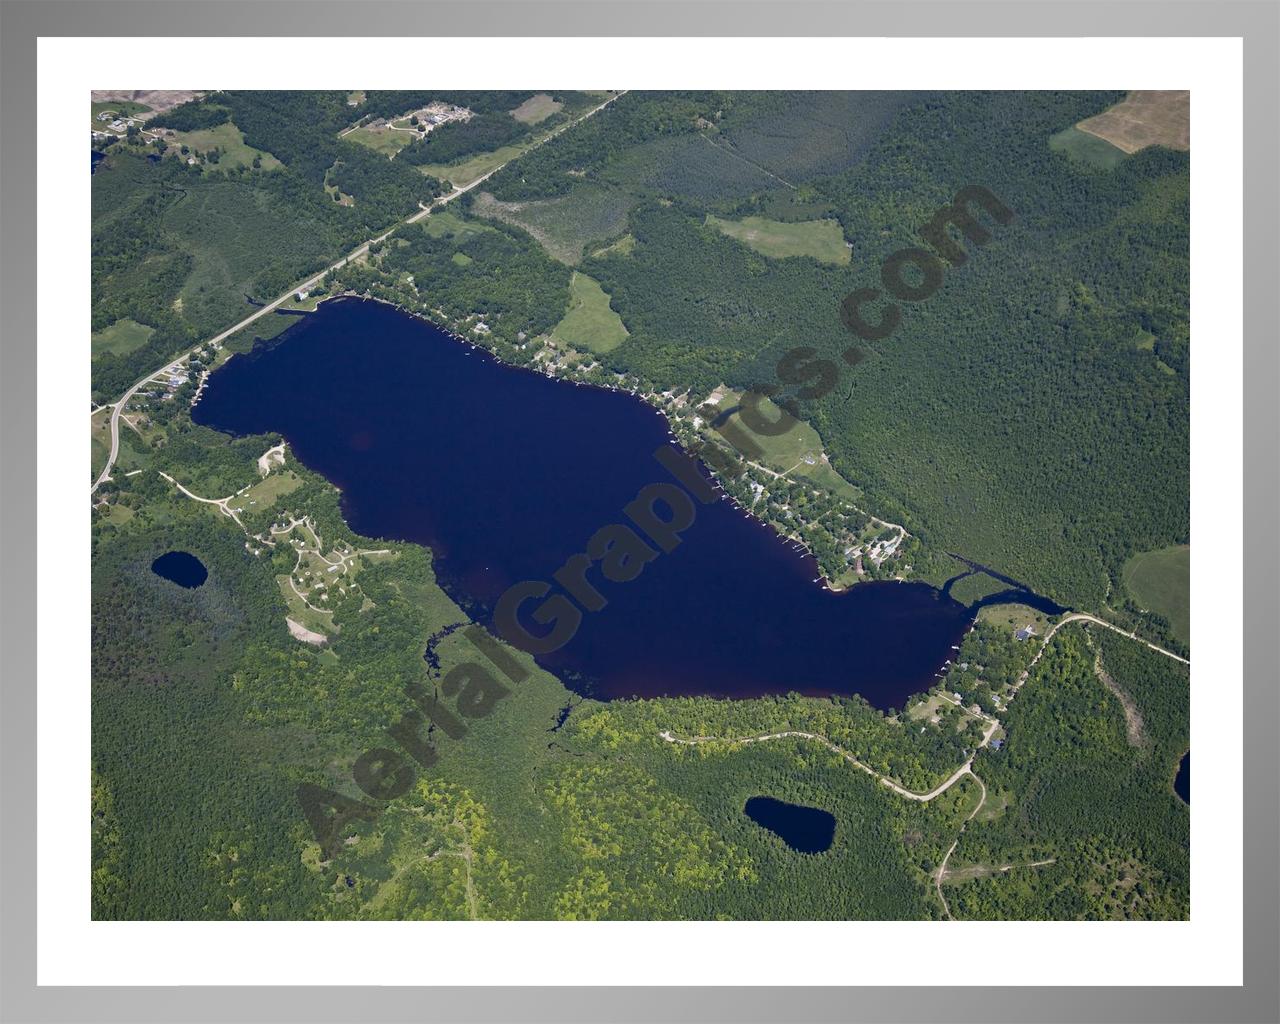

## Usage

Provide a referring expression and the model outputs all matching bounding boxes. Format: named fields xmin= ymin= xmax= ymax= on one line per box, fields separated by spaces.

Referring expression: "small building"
xmin=1015 ymin=626 xmax=1036 ymax=641
xmin=991 ymin=738 xmax=1004 ymax=750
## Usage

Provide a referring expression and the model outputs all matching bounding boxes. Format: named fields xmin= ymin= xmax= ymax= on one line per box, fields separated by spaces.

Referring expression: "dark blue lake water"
xmin=1175 ymin=751 xmax=1189 ymax=804
xmin=194 ymin=298 xmax=998 ymax=707
xmin=744 ymin=796 xmax=836 ymax=853
xmin=151 ymin=550 xmax=208 ymax=588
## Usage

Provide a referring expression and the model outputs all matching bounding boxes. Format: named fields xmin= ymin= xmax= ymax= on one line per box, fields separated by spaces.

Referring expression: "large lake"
xmin=196 ymin=298 xmax=1012 ymax=709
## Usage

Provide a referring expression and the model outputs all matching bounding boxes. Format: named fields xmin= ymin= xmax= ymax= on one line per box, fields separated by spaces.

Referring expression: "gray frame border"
xmin=1 ymin=2 xmax=1275 ymax=1022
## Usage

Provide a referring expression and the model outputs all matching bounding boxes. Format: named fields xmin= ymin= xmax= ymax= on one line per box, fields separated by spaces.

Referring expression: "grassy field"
xmin=548 ymin=273 xmax=629 ymax=354
xmin=511 ymin=94 xmax=562 ymax=124
xmin=1122 ymin=545 xmax=1190 ymax=644
xmin=473 ymin=187 xmax=635 ymax=264
xmin=706 ymin=215 xmax=851 ymax=265
xmin=92 ymin=318 xmax=154 ymax=361
xmin=419 ymin=209 xmax=497 ymax=242
xmin=1048 ymin=126 xmax=1127 ymax=170
xmin=419 ymin=143 xmax=530 ymax=189
xmin=167 ymin=122 xmax=282 ymax=171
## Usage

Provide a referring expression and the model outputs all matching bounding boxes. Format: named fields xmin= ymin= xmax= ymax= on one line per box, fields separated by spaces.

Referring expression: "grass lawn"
xmin=706 ymin=215 xmax=851 ymax=265
xmin=1121 ymin=544 xmax=1190 ymax=644
xmin=166 ymin=122 xmax=282 ymax=171
xmin=1048 ymin=126 xmax=1127 ymax=170
xmin=549 ymin=273 xmax=629 ymax=354
xmin=92 ymin=318 xmax=154 ymax=361
xmin=235 ymin=470 xmax=303 ymax=512
xmin=511 ymin=94 xmax=563 ymax=124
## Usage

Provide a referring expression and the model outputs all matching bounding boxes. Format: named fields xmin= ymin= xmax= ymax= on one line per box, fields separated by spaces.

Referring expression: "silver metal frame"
xmin=2 ymin=2 xmax=1275 ymax=1020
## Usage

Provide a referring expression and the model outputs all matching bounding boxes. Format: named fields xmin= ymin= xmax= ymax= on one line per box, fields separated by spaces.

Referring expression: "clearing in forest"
xmin=511 ymin=93 xmax=563 ymax=124
xmin=706 ymin=214 xmax=851 ymax=265
xmin=548 ymin=272 xmax=629 ymax=354
xmin=1121 ymin=544 xmax=1190 ymax=645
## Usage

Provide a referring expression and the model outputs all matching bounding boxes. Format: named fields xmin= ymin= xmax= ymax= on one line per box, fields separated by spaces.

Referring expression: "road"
xmin=659 ymin=725 xmax=996 ymax=803
xmin=90 ymin=91 xmax=625 ymax=495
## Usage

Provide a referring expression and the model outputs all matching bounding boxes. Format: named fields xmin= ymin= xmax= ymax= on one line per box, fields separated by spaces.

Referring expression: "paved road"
xmin=90 ymin=92 xmax=624 ymax=495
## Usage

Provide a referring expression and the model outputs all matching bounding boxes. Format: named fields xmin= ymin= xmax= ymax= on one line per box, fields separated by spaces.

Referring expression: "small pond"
xmin=743 ymin=795 xmax=835 ymax=854
xmin=151 ymin=550 xmax=208 ymax=589
xmin=1174 ymin=751 xmax=1190 ymax=804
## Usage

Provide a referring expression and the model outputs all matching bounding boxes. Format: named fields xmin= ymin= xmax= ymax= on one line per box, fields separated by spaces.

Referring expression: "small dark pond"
xmin=151 ymin=550 xmax=208 ymax=588
xmin=193 ymin=298 xmax=1058 ymax=708
xmin=743 ymin=796 xmax=835 ymax=854
xmin=1175 ymin=751 xmax=1190 ymax=804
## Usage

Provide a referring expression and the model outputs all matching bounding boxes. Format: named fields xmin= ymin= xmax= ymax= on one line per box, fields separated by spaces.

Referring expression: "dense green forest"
xmin=92 ymin=90 xmax=1190 ymax=920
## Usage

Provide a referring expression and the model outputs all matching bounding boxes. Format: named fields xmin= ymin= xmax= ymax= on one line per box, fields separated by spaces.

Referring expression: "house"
xmin=991 ymin=738 xmax=1004 ymax=750
xmin=1015 ymin=626 xmax=1036 ymax=641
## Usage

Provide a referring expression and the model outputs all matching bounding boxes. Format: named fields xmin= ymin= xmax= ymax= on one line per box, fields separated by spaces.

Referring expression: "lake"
xmin=1175 ymin=751 xmax=1190 ymax=804
xmin=743 ymin=795 xmax=836 ymax=854
xmin=151 ymin=550 xmax=208 ymax=588
xmin=195 ymin=297 xmax=1004 ymax=708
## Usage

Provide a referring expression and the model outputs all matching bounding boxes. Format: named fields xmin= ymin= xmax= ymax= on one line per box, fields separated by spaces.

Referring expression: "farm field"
xmin=548 ymin=272 xmax=629 ymax=354
xmin=706 ymin=214 xmax=851 ymax=265
xmin=1121 ymin=545 xmax=1190 ymax=645
xmin=1076 ymin=90 xmax=1190 ymax=154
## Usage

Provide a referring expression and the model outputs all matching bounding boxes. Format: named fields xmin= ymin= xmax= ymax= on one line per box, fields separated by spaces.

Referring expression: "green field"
xmin=419 ymin=143 xmax=530 ymax=188
xmin=706 ymin=215 xmax=851 ymax=265
xmin=419 ymin=209 xmax=496 ymax=242
xmin=92 ymin=318 xmax=154 ymax=361
xmin=166 ymin=122 xmax=283 ymax=171
xmin=1122 ymin=545 xmax=1190 ymax=644
xmin=1049 ymin=126 xmax=1127 ymax=170
xmin=548 ymin=272 xmax=629 ymax=354
xmin=511 ymin=94 xmax=562 ymax=125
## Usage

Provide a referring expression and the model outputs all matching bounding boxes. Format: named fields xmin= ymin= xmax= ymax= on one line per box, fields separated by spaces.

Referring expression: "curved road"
xmin=91 ymin=91 xmax=625 ymax=495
